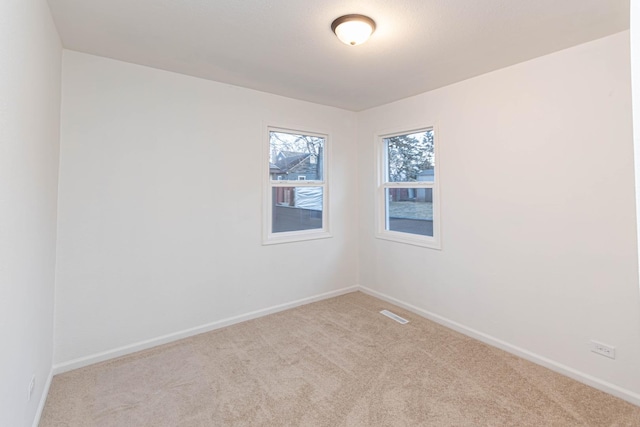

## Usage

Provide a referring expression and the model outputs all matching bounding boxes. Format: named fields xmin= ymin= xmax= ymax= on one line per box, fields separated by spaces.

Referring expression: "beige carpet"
xmin=40 ymin=292 xmax=640 ymax=426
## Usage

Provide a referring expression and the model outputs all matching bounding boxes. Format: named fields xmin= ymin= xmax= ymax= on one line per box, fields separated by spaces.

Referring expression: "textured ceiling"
xmin=47 ymin=0 xmax=629 ymax=111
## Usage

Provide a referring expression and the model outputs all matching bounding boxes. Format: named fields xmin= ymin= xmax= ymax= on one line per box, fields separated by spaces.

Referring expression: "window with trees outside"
xmin=376 ymin=127 xmax=440 ymax=248
xmin=264 ymin=127 xmax=329 ymax=244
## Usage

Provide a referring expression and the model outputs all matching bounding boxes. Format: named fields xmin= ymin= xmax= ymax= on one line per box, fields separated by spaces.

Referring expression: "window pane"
xmin=272 ymin=187 xmax=323 ymax=233
xmin=386 ymin=188 xmax=433 ymax=236
xmin=270 ymin=131 xmax=324 ymax=181
xmin=385 ymin=129 xmax=434 ymax=183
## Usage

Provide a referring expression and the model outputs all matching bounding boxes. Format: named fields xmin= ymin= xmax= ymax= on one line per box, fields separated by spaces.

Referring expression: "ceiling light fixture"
xmin=331 ymin=14 xmax=376 ymax=46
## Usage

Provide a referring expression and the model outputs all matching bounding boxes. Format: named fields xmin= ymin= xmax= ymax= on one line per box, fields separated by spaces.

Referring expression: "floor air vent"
xmin=380 ymin=310 xmax=409 ymax=324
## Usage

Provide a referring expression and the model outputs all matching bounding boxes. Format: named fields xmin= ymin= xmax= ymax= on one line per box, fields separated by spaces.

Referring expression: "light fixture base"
xmin=331 ymin=14 xmax=376 ymax=46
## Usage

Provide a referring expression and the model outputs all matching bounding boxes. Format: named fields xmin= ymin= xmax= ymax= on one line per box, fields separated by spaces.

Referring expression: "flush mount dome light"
xmin=331 ymin=14 xmax=376 ymax=46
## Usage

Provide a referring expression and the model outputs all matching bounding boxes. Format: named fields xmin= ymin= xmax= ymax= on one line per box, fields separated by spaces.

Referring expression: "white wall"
xmin=54 ymin=51 xmax=358 ymax=366
xmin=358 ymin=31 xmax=640 ymax=402
xmin=632 ymin=0 xmax=640 ymax=293
xmin=0 ymin=1 xmax=62 ymax=426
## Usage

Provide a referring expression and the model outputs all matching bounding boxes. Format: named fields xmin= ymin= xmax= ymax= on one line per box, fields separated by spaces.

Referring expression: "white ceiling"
xmin=47 ymin=0 xmax=629 ymax=111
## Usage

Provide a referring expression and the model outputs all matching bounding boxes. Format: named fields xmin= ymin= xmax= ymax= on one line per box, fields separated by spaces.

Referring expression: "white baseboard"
xmin=48 ymin=284 xmax=640 ymax=408
xmin=357 ymin=285 xmax=640 ymax=407
xmin=32 ymin=369 xmax=53 ymax=427
xmin=52 ymin=285 xmax=358 ymax=375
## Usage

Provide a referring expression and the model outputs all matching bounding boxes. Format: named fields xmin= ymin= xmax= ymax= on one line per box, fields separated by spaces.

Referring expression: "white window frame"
xmin=263 ymin=125 xmax=331 ymax=245
xmin=375 ymin=125 xmax=441 ymax=249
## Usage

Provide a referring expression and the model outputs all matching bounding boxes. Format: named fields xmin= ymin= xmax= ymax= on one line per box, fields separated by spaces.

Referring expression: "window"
xmin=264 ymin=127 xmax=330 ymax=244
xmin=376 ymin=127 xmax=440 ymax=248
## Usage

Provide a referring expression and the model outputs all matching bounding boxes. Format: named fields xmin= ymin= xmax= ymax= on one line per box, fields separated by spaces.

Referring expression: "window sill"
xmin=263 ymin=230 xmax=332 ymax=245
xmin=375 ymin=231 xmax=441 ymax=249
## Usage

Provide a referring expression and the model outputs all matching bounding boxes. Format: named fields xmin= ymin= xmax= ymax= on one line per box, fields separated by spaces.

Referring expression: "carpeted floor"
xmin=40 ymin=292 xmax=640 ymax=426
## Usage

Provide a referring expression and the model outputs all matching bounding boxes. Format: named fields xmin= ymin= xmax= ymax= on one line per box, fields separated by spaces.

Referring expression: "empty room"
xmin=3 ymin=0 xmax=640 ymax=425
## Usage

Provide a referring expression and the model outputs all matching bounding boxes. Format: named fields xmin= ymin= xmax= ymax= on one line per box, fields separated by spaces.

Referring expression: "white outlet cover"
xmin=28 ymin=375 xmax=35 ymax=401
xmin=590 ymin=340 xmax=616 ymax=359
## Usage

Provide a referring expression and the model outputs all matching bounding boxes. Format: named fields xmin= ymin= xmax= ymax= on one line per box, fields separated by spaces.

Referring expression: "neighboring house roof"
xmin=278 ymin=151 xmax=307 ymax=158
xmin=269 ymin=162 xmax=285 ymax=174
xmin=275 ymin=151 xmax=311 ymax=173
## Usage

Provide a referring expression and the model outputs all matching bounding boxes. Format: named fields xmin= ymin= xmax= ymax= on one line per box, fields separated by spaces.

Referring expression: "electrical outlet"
xmin=28 ymin=375 xmax=35 ymax=401
xmin=591 ymin=341 xmax=615 ymax=359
